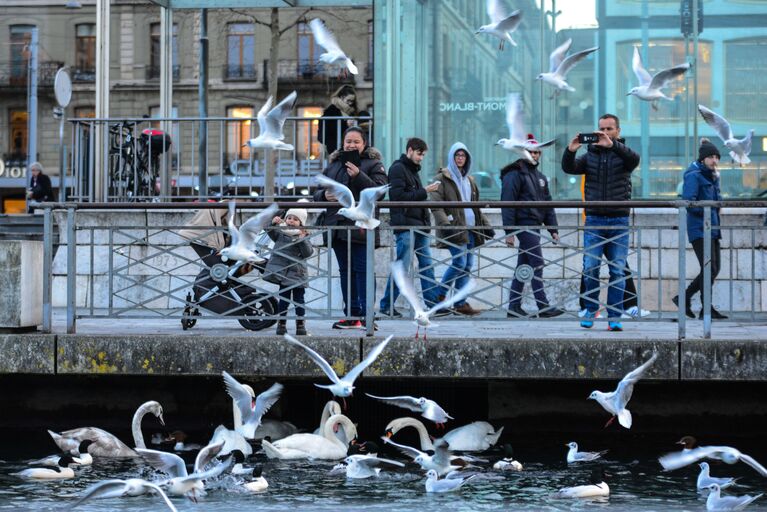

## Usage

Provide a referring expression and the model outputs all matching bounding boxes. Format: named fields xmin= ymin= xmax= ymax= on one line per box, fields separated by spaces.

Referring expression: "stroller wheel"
xmin=181 ymin=306 xmax=200 ymax=330
xmin=238 ymin=293 xmax=277 ymax=331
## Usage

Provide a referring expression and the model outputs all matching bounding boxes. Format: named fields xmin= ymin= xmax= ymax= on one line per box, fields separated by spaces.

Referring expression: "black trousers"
xmin=277 ymin=285 xmax=306 ymax=317
xmin=686 ymin=238 xmax=721 ymax=303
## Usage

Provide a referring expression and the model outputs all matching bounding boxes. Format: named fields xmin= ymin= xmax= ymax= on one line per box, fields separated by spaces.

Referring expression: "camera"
xmin=578 ymin=133 xmax=600 ymax=144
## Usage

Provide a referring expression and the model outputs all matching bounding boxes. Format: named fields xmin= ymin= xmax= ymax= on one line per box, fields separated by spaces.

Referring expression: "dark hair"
xmin=334 ymin=85 xmax=356 ymax=98
xmin=343 ymin=126 xmax=368 ymax=144
xmin=598 ymin=113 xmax=620 ymax=128
xmin=406 ymin=137 xmax=428 ymax=152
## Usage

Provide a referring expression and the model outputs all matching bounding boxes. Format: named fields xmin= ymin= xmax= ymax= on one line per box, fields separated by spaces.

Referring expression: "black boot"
xmin=276 ymin=320 xmax=287 ymax=335
xmin=296 ymin=319 xmax=308 ymax=336
xmin=672 ymin=295 xmax=695 ymax=319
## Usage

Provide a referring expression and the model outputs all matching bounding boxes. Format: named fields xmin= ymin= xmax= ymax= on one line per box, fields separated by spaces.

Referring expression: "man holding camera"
xmin=562 ymin=114 xmax=639 ymax=331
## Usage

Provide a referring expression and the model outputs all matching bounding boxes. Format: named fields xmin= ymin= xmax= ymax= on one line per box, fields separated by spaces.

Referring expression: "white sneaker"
xmin=579 ymin=308 xmax=602 ymax=318
xmin=623 ymin=306 xmax=651 ymax=319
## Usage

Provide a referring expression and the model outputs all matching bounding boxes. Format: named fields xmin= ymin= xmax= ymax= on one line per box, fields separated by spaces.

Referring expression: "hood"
xmin=447 ymin=142 xmax=472 ymax=179
xmin=500 ymin=159 xmax=536 ymax=179
xmin=685 ymin=160 xmax=718 ymax=181
xmin=329 ymin=146 xmax=383 ymax=164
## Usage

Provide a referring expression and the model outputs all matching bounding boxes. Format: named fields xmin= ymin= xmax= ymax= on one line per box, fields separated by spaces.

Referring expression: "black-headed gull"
xmin=627 ymin=46 xmax=690 ymax=110
xmin=314 ymin=174 xmax=389 ymax=230
xmin=659 ymin=439 xmax=767 ymax=477
xmin=366 ymin=393 xmax=452 ymax=428
xmin=475 ymin=0 xmax=522 ymax=51
xmin=222 ymin=371 xmax=283 ymax=439
xmin=588 ymin=352 xmax=657 ymax=429
xmin=698 ymin=462 xmax=739 ymax=491
xmin=698 ymin=105 xmax=754 ymax=166
xmin=552 ymin=468 xmax=609 ymax=498
xmin=537 ymin=39 xmax=598 ymax=94
xmin=309 ymin=18 xmax=358 ymax=76
xmin=381 ymin=436 xmax=460 ymax=476
xmin=390 ymin=259 xmax=475 ymax=340
xmin=566 ymin=441 xmax=607 ymax=463
xmin=284 ymin=334 xmax=393 ymax=406
xmin=495 ymin=93 xmax=556 ymax=164
xmin=425 ymin=469 xmax=476 ymax=493
xmin=72 ymin=478 xmax=177 ymax=511
xmin=706 ymin=484 xmax=762 ymax=511
xmin=219 ymin=201 xmax=278 ymax=263
xmin=341 ymin=454 xmax=405 ymax=479
xmin=244 ymin=91 xmax=297 ymax=151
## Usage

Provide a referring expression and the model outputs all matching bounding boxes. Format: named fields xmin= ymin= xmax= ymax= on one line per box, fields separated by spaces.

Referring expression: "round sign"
xmin=54 ymin=68 xmax=72 ymax=108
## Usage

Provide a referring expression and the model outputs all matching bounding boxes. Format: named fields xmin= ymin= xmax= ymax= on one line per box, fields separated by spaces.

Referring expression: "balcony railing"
xmin=0 ymin=60 xmax=63 ymax=87
xmin=72 ymin=67 xmax=96 ymax=83
xmin=146 ymin=65 xmax=181 ymax=81
xmin=263 ymin=59 xmax=336 ymax=82
xmin=224 ymin=64 xmax=257 ymax=80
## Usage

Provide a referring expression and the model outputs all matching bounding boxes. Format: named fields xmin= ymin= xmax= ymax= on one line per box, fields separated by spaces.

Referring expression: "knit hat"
xmin=285 ymin=208 xmax=308 ymax=226
xmin=526 ymin=133 xmax=539 ymax=145
xmin=698 ymin=138 xmax=721 ymax=161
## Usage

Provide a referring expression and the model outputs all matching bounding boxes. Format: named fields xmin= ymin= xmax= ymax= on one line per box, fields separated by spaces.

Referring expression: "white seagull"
xmin=284 ymin=334 xmax=393 ymax=406
xmin=425 ymin=469 xmax=476 ymax=493
xmin=314 ymin=174 xmax=389 ymax=230
xmin=496 ymin=93 xmax=556 ymax=164
xmin=309 ymin=18 xmax=358 ymax=76
xmin=706 ymin=484 xmax=762 ymax=511
xmin=588 ymin=352 xmax=657 ymax=429
xmin=566 ymin=441 xmax=608 ymax=463
xmin=659 ymin=444 xmax=767 ymax=477
xmin=698 ymin=105 xmax=754 ymax=166
xmin=698 ymin=462 xmax=739 ymax=491
xmin=537 ymin=39 xmax=598 ymax=94
xmin=390 ymin=260 xmax=475 ymax=340
xmin=475 ymin=0 xmax=523 ymax=51
xmin=627 ymin=46 xmax=691 ymax=110
xmin=493 ymin=444 xmax=523 ymax=471
xmin=244 ymin=91 xmax=298 ymax=151
xmin=219 ymin=201 xmax=279 ymax=263
xmin=72 ymin=478 xmax=177 ymax=511
xmin=381 ymin=437 xmax=461 ymax=476
xmin=366 ymin=393 xmax=452 ymax=428
xmin=222 ymin=371 xmax=283 ymax=439
xmin=341 ymin=454 xmax=405 ymax=479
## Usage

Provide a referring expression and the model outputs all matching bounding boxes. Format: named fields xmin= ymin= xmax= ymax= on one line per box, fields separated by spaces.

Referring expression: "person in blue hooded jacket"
xmin=673 ymin=138 xmax=727 ymax=320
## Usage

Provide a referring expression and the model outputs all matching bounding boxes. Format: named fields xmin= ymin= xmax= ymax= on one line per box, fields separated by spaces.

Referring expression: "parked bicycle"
xmin=108 ymin=121 xmax=172 ymax=201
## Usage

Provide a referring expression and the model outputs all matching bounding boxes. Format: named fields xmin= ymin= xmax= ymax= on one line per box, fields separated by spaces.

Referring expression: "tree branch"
xmin=228 ymin=8 xmax=270 ymax=28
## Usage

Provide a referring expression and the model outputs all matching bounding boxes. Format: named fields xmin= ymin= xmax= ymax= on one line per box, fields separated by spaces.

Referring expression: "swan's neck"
xmin=396 ymin=418 xmax=433 ymax=450
xmin=318 ymin=402 xmax=338 ymax=436
xmin=132 ymin=403 xmax=153 ymax=449
xmin=323 ymin=415 xmax=354 ymax=448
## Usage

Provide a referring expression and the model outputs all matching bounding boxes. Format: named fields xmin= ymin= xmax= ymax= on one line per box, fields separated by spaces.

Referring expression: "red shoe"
xmin=332 ymin=319 xmax=362 ymax=330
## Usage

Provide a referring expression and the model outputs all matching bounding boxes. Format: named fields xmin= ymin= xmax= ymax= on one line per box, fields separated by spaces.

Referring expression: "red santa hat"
xmin=527 ymin=133 xmax=538 ymax=145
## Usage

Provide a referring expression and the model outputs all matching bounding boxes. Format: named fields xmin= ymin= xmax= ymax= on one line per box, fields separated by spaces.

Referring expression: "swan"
xmin=385 ymin=417 xmax=503 ymax=452
xmin=48 ymin=401 xmax=164 ymax=458
xmin=32 ymin=439 xmax=94 ymax=467
xmin=242 ymin=466 xmax=268 ymax=493
xmin=231 ymin=382 xmax=296 ymax=440
xmin=15 ymin=455 xmax=76 ymax=480
xmin=209 ymin=425 xmax=252 ymax=457
xmin=262 ymin=414 xmax=356 ymax=460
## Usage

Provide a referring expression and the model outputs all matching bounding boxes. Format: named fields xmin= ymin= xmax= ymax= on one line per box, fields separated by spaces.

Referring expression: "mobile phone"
xmin=578 ymin=133 xmax=600 ymax=144
xmin=341 ymin=150 xmax=361 ymax=167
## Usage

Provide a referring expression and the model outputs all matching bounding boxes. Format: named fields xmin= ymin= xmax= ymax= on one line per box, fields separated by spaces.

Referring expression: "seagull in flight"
xmin=659 ymin=439 xmax=767 ymax=477
xmin=496 ymin=93 xmax=556 ymax=164
xmin=219 ymin=201 xmax=278 ymax=263
xmin=476 ymin=0 xmax=523 ymax=51
xmin=705 ymin=484 xmax=762 ymax=511
xmin=381 ymin=436 xmax=461 ymax=476
xmin=627 ymin=46 xmax=690 ymax=110
xmin=309 ymin=18 xmax=358 ymax=76
xmin=222 ymin=372 xmax=283 ymax=440
xmin=72 ymin=479 xmax=177 ymax=511
xmin=366 ymin=393 xmax=452 ymax=429
xmin=244 ymin=91 xmax=297 ymax=151
xmin=314 ymin=174 xmax=389 ymax=230
xmin=537 ymin=39 xmax=598 ymax=95
xmin=588 ymin=352 xmax=657 ymax=429
xmin=283 ymin=334 xmax=393 ymax=408
xmin=698 ymin=105 xmax=754 ymax=166
xmin=390 ymin=260 xmax=474 ymax=340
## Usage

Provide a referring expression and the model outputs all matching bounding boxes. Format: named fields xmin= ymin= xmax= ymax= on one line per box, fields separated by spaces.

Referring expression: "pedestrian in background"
xmin=318 ymin=85 xmax=360 ymax=156
xmin=27 ymin=161 xmax=53 ymax=212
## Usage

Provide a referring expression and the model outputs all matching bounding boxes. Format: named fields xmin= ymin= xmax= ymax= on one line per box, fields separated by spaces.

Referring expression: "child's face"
xmin=285 ymin=214 xmax=302 ymax=227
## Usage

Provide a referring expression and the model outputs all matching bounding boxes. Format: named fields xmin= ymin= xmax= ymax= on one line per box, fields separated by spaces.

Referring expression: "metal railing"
xmin=0 ymin=60 xmax=62 ymax=87
xmin=40 ymin=200 xmax=767 ymax=339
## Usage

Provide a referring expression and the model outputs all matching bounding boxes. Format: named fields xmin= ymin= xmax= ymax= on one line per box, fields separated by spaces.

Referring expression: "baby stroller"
xmin=179 ymin=207 xmax=277 ymax=331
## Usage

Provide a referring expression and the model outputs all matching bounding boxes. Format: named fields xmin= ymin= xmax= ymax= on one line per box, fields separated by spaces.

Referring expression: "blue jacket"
xmin=682 ymin=160 xmax=721 ymax=243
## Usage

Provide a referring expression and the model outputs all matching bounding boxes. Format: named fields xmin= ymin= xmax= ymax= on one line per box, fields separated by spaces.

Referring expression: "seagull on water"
xmin=219 ymin=201 xmax=279 ymax=263
xmin=309 ymin=18 xmax=358 ymax=77
xmin=659 ymin=437 xmax=767 ymax=477
xmin=244 ymin=91 xmax=298 ymax=151
xmin=627 ymin=46 xmax=690 ymax=110
xmin=381 ymin=437 xmax=461 ymax=476
xmin=537 ymin=39 xmax=598 ymax=95
xmin=72 ymin=479 xmax=177 ymax=511
xmin=425 ymin=469 xmax=476 ymax=493
xmin=566 ymin=441 xmax=608 ymax=463
xmin=496 ymin=93 xmax=556 ymax=165
xmin=314 ymin=174 xmax=389 ymax=230
xmin=222 ymin=371 xmax=283 ymax=440
xmin=588 ymin=352 xmax=657 ymax=429
xmin=339 ymin=454 xmax=405 ymax=479
xmin=366 ymin=393 xmax=452 ymax=428
xmin=698 ymin=105 xmax=754 ymax=166
xmin=475 ymin=0 xmax=522 ymax=51
xmin=706 ymin=484 xmax=762 ymax=511
xmin=698 ymin=462 xmax=739 ymax=491
xmin=493 ymin=444 xmax=523 ymax=471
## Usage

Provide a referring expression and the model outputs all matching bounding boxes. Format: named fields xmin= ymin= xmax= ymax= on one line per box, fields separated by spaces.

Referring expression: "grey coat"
xmin=263 ymin=228 xmax=314 ymax=286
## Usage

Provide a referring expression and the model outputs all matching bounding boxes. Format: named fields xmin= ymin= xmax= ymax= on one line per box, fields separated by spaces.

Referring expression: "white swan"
xmin=385 ymin=417 xmax=503 ymax=452
xmin=262 ymin=414 xmax=356 ymax=460
xmin=48 ymin=401 xmax=164 ymax=458
xmin=16 ymin=455 xmax=76 ymax=480
xmin=209 ymin=425 xmax=252 ymax=457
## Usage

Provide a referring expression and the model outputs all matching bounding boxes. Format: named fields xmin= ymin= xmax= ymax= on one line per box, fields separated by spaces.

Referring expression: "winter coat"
xmin=312 ymin=146 xmax=388 ymax=245
xmin=561 ymin=138 xmax=640 ymax=217
xmin=429 ymin=167 xmax=492 ymax=248
xmin=29 ymin=172 xmax=53 ymax=202
xmin=263 ymin=227 xmax=314 ymax=286
xmin=387 ymin=154 xmax=431 ymax=232
xmin=682 ymin=160 xmax=722 ymax=243
xmin=500 ymin=159 xmax=558 ymax=235
xmin=178 ymin=207 xmax=229 ymax=249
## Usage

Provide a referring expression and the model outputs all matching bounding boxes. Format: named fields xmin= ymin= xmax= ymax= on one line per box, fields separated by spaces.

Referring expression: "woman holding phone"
xmin=313 ymin=126 xmax=388 ymax=330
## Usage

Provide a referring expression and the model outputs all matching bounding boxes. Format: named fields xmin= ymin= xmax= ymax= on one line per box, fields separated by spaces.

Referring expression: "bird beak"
xmin=625 ymin=92 xmax=632 ymax=96
xmin=474 ymin=30 xmax=480 ymax=35
xmin=159 ymin=413 xmax=165 ymax=426
xmin=564 ymin=443 xmax=570 ymax=447
xmin=385 ymin=431 xmax=393 ymax=438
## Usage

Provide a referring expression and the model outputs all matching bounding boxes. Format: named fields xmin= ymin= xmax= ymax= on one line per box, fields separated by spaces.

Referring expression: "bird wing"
xmin=238 ymin=203 xmax=279 ymax=249
xmin=740 ymin=454 xmax=767 ymax=477
xmin=193 ymin=440 xmax=225 ymax=474
xmin=505 ymin=93 xmax=526 ymax=143
xmin=284 ymin=334 xmax=341 ymax=384
xmin=427 ymin=280 xmax=475 ymax=316
xmin=521 ymin=138 xmax=557 ymax=151
xmin=264 ymin=91 xmax=297 ymax=140
xmin=549 ymin=38 xmax=572 ymax=74
xmin=222 ymin=371 xmax=258 ymax=428
xmin=495 ymin=10 xmax=523 ymax=33
xmin=365 ymin=393 xmax=422 ymax=412
xmin=381 ymin=436 xmax=424 ymax=460
xmin=615 ymin=352 xmax=657 ymax=409
xmin=659 ymin=446 xmax=725 ymax=471
xmin=432 ymin=438 xmax=452 ymax=467
xmin=135 ymin=448 xmax=187 ymax=478
xmin=649 ymin=62 xmax=690 ymax=91
xmin=73 ymin=480 xmax=130 ymax=507
xmin=256 ymin=96 xmax=274 ymax=138
xmin=314 ymin=174 xmax=355 ymax=209
xmin=557 ymin=46 xmax=598 ymax=78
xmin=253 ymin=382 xmax=284 ymax=425
xmin=142 ymin=482 xmax=178 ymax=512
xmin=391 ymin=260 xmax=426 ymax=316
xmin=351 ymin=455 xmax=405 ymax=468
xmin=698 ymin=105 xmax=734 ymax=142
xmin=345 ymin=335 xmax=394 ymax=383
xmin=486 ymin=0 xmax=508 ymax=23
xmin=227 ymin=201 xmax=240 ymax=247
xmin=309 ymin=18 xmax=343 ymax=54
xmin=184 ymin=456 xmax=232 ymax=484
xmin=632 ymin=47 xmax=652 ymax=86
xmin=357 ymin=184 xmax=390 ymax=219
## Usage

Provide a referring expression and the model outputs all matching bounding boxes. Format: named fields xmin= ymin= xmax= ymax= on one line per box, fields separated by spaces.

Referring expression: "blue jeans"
xmin=440 ymin=232 xmax=475 ymax=306
xmin=380 ymin=230 xmax=439 ymax=310
xmin=332 ymin=239 xmax=369 ymax=317
xmin=582 ymin=216 xmax=629 ymax=318
xmin=509 ymin=229 xmax=549 ymax=309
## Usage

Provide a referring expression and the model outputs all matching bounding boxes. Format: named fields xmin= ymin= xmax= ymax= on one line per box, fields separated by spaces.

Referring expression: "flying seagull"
xmin=476 ymin=0 xmax=523 ymax=51
xmin=314 ymin=174 xmax=389 ymax=230
xmin=698 ymin=105 xmax=754 ymax=166
xmin=659 ymin=441 xmax=767 ymax=478
xmin=219 ymin=201 xmax=279 ymax=264
xmin=627 ymin=46 xmax=690 ymax=110
xmin=309 ymin=18 xmax=358 ymax=76
xmin=244 ymin=91 xmax=298 ymax=151
xmin=366 ymin=393 xmax=452 ymax=428
xmin=496 ymin=93 xmax=556 ymax=164
xmin=537 ymin=39 xmax=598 ymax=95
xmin=588 ymin=352 xmax=657 ymax=429
xmin=222 ymin=372 xmax=283 ymax=439
xmin=72 ymin=479 xmax=177 ymax=511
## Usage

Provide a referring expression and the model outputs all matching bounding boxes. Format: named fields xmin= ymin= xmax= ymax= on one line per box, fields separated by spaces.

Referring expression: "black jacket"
xmin=387 ymin=154 xmax=430 ymax=232
xmin=561 ymin=138 xmax=640 ymax=217
xmin=29 ymin=173 xmax=53 ymax=202
xmin=500 ymin=159 xmax=558 ymax=234
xmin=318 ymin=104 xmax=344 ymax=155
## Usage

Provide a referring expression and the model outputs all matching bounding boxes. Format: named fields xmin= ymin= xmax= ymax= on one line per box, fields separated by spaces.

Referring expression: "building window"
xmin=297 ymin=106 xmax=322 ymax=161
xmin=9 ymin=109 xmax=28 ymax=161
xmin=725 ymin=38 xmax=767 ymax=122
xmin=226 ymin=23 xmax=255 ymax=79
xmin=226 ymin=106 xmax=254 ymax=163
xmin=149 ymin=23 xmax=179 ymax=80
xmin=9 ymin=25 xmax=34 ymax=86
xmin=73 ymin=24 xmax=96 ymax=82
xmin=297 ymin=22 xmax=318 ymax=75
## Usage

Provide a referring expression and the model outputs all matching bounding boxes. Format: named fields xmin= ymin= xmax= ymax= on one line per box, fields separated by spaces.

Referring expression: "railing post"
xmin=677 ymin=207 xmax=686 ymax=340
xmin=66 ymin=207 xmax=77 ymax=334
xmin=42 ymin=206 xmax=53 ymax=333
xmin=365 ymin=227 xmax=375 ymax=337
xmin=702 ymin=205 xmax=712 ymax=339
